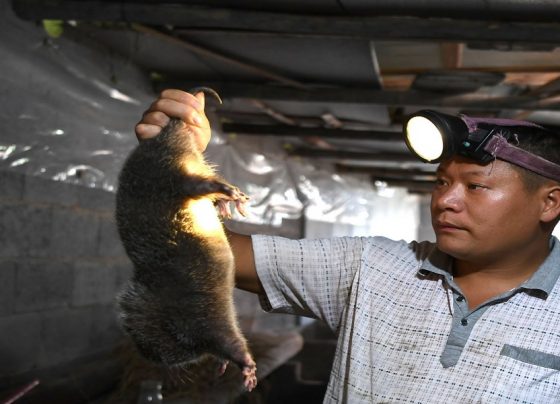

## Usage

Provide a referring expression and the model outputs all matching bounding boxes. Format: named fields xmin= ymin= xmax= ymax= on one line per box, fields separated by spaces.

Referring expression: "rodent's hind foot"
xmin=242 ymin=364 xmax=257 ymax=392
xmin=240 ymin=353 xmax=257 ymax=391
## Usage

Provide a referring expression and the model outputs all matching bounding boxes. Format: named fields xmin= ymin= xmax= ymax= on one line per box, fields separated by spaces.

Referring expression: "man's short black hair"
xmin=506 ymin=125 xmax=560 ymax=191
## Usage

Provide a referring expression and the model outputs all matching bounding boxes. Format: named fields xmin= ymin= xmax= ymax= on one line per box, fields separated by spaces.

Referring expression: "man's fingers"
xmin=135 ymin=123 xmax=164 ymax=141
xmin=147 ymin=98 xmax=206 ymax=127
xmin=159 ymin=89 xmax=203 ymax=111
xmin=141 ymin=110 xmax=170 ymax=127
xmin=135 ymin=89 xmax=211 ymax=143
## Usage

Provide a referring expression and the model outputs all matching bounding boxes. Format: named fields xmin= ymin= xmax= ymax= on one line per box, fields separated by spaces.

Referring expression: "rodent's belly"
xmin=180 ymin=198 xmax=225 ymax=239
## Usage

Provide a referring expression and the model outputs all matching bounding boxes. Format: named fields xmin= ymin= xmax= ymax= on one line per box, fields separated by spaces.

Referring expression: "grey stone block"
xmin=88 ymin=304 xmax=123 ymax=350
xmin=39 ymin=308 xmax=94 ymax=367
xmin=251 ymin=311 xmax=298 ymax=333
xmin=77 ymin=186 xmax=116 ymax=212
xmin=113 ymin=260 xmax=134 ymax=290
xmin=0 ymin=313 xmax=41 ymax=377
xmin=50 ymin=208 xmax=99 ymax=257
xmin=234 ymin=288 xmax=259 ymax=318
xmin=23 ymin=175 xmax=79 ymax=207
xmin=97 ymin=216 xmax=125 ymax=257
xmin=0 ymin=261 xmax=16 ymax=316
xmin=24 ymin=206 xmax=54 ymax=258
xmin=234 ymin=289 xmax=260 ymax=332
xmin=0 ymin=205 xmax=20 ymax=257
xmin=0 ymin=204 xmax=52 ymax=258
xmin=0 ymin=170 xmax=24 ymax=201
xmin=72 ymin=261 xmax=118 ymax=306
xmin=15 ymin=261 xmax=73 ymax=312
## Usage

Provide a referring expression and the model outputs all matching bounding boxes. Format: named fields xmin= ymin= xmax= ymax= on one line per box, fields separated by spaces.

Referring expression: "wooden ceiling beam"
xmin=289 ymin=148 xmax=417 ymax=162
xmin=381 ymin=66 xmax=560 ymax=75
xmin=13 ymin=1 xmax=560 ymax=43
xmin=440 ymin=43 xmax=464 ymax=69
xmin=372 ymin=178 xmax=435 ymax=193
xmin=161 ymin=81 xmax=560 ymax=111
xmin=336 ymin=165 xmax=436 ymax=178
xmin=221 ymin=123 xmax=402 ymax=141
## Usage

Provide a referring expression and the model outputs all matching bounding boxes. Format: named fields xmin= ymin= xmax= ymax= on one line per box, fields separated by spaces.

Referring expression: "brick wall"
xmin=0 ymin=170 xmax=131 ymax=389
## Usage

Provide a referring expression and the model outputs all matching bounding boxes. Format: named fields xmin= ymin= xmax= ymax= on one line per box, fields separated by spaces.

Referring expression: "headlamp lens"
xmin=405 ymin=116 xmax=444 ymax=162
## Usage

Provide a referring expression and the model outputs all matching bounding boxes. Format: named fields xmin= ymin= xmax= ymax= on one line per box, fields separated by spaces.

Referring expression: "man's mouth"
xmin=434 ymin=220 xmax=465 ymax=232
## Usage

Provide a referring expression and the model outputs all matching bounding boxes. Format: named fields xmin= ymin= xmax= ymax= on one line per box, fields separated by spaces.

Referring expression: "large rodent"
xmin=115 ymin=87 xmax=257 ymax=391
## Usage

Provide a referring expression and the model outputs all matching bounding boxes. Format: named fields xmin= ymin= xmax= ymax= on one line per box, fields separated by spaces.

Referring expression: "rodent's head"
xmin=117 ymin=280 xmax=197 ymax=366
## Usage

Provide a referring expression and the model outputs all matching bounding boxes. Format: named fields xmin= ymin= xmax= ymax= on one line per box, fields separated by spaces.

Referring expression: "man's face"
xmin=430 ymin=156 xmax=545 ymax=264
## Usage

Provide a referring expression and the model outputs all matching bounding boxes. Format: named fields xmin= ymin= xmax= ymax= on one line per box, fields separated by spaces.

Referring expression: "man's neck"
xmin=452 ymin=239 xmax=551 ymax=310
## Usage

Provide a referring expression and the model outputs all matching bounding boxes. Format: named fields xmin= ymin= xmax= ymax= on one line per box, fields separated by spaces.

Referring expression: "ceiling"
xmin=11 ymin=0 xmax=560 ymax=193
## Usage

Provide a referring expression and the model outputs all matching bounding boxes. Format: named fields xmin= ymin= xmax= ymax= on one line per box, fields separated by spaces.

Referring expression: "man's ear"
xmin=541 ymin=184 xmax=560 ymax=223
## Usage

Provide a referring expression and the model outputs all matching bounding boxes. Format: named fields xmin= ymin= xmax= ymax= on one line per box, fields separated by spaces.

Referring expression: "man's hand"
xmin=135 ymin=89 xmax=212 ymax=151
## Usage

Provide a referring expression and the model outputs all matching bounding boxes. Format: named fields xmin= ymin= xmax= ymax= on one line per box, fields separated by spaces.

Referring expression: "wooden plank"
xmin=289 ymin=148 xmax=417 ymax=162
xmin=382 ymin=66 xmax=560 ymax=75
xmin=160 ymin=80 xmax=560 ymax=111
xmin=336 ymin=165 xmax=436 ymax=178
xmin=440 ymin=43 xmax=464 ymax=69
xmin=372 ymin=178 xmax=435 ymax=193
xmin=12 ymin=1 xmax=560 ymax=43
xmin=221 ymin=123 xmax=402 ymax=141
xmin=131 ymin=24 xmax=308 ymax=90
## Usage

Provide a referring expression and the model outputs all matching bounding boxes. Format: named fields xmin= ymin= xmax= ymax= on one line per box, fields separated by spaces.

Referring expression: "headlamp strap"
xmin=484 ymin=135 xmax=560 ymax=182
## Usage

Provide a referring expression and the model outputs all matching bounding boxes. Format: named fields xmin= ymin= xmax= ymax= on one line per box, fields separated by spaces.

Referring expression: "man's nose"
xmin=432 ymin=184 xmax=464 ymax=211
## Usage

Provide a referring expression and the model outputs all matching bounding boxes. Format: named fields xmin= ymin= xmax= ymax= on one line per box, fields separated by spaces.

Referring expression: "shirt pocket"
xmin=500 ymin=344 xmax=560 ymax=371
xmin=479 ymin=344 xmax=560 ymax=402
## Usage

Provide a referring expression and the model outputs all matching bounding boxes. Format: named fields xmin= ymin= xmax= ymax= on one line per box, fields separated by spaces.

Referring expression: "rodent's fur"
xmin=115 ymin=100 xmax=256 ymax=390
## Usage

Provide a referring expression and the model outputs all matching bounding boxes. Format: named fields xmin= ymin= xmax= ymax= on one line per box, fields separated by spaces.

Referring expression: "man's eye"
xmin=468 ymin=183 xmax=486 ymax=190
xmin=433 ymin=178 xmax=447 ymax=190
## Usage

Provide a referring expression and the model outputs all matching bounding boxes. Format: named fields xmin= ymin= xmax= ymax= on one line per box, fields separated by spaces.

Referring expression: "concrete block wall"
xmin=0 ymin=170 xmax=132 ymax=386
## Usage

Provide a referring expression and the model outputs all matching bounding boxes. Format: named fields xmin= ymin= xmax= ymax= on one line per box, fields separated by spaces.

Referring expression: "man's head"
xmin=420 ymin=114 xmax=560 ymax=265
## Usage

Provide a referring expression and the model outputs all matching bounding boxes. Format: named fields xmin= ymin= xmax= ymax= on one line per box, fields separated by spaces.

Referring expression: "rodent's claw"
xmin=235 ymin=200 xmax=248 ymax=217
xmin=217 ymin=360 xmax=229 ymax=376
xmin=215 ymin=184 xmax=250 ymax=218
xmin=216 ymin=200 xmax=232 ymax=219
xmin=188 ymin=86 xmax=223 ymax=104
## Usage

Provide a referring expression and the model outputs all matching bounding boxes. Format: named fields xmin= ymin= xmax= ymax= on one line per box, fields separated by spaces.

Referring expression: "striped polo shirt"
xmin=252 ymin=234 xmax=560 ymax=403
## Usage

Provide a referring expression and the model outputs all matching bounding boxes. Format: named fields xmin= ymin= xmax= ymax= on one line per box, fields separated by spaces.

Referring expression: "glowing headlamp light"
xmin=403 ymin=109 xmax=560 ymax=182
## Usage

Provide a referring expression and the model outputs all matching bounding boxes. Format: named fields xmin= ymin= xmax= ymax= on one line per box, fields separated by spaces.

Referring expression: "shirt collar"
xmin=521 ymin=236 xmax=560 ymax=296
xmin=417 ymin=245 xmax=453 ymax=284
xmin=417 ymin=236 xmax=560 ymax=298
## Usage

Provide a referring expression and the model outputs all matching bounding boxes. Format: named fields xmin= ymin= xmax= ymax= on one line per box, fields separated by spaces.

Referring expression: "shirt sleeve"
xmin=252 ymin=234 xmax=365 ymax=332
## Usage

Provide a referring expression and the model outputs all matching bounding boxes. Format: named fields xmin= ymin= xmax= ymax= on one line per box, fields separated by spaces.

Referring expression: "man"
xmin=136 ymin=89 xmax=560 ymax=403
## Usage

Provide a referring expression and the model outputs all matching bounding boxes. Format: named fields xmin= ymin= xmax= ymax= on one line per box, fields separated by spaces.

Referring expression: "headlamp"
xmin=403 ymin=109 xmax=560 ymax=182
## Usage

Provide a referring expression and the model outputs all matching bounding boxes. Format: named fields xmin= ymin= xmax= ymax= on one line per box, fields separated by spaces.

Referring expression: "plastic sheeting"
xmin=206 ymin=135 xmax=303 ymax=226
xmin=291 ymin=160 xmax=420 ymax=240
xmin=1 ymin=2 xmax=421 ymax=239
xmin=0 ymin=2 xmax=151 ymax=191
